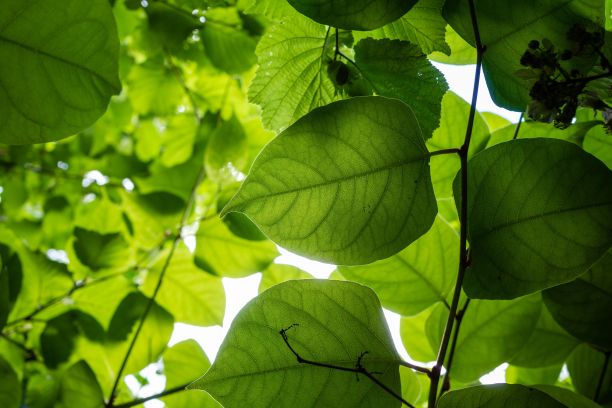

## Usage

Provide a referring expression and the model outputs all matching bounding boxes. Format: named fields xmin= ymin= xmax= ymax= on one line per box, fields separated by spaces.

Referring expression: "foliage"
xmin=0 ymin=0 xmax=611 ymax=407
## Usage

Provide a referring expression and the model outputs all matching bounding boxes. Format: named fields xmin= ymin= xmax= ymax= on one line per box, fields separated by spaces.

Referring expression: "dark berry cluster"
xmin=518 ymin=24 xmax=611 ymax=130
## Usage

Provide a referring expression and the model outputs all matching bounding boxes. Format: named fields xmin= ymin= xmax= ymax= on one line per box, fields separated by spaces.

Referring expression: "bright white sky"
xmin=132 ymin=64 xmax=521 ymax=405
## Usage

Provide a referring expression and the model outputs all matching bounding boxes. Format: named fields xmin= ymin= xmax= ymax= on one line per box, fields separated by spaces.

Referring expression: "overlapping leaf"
xmin=455 ymin=138 xmax=612 ymax=299
xmin=190 ymin=280 xmax=401 ymax=408
xmin=0 ymin=0 xmax=120 ymax=143
xmin=222 ymin=97 xmax=437 ymax=265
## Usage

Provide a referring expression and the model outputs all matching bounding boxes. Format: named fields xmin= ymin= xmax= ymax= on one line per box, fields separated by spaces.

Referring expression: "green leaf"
xmin=428 ymin=295 xmax=541 ymax=383
xmin=543 ymin=249 xmax=612 ymax=350
xmin=195 ymin=217 xmax=278 ymax=277
xmin=352 ymin=0 xmax=450 ymax=54
xmin=127 ymin=58 xmax=185 ymax=115
xmin=202 ymin=21 xmax=257 ymax=74
xmin=248 ymin=16 xmax=338 ymax=132
xmin=487 ymin=121 xmax=601 ymax=148
xmin=339 ymin=216 xmax=457 ymax=316
xmin=41 ymin=311 xmax=104 ymax=369
xmin=245 ymin=0 xmax=298 ymax=20
xmin=400 ymin=307 xmax=438 ymax=362
xmin=584 ymin=125 xmax=612 ymax=169
xmin=455 ymin=138 xmax=612 ymax=299
xmin=481 ymin=112 xmax=512 ymax=133
xmin=159 ymin=114 xmax=200 ymax=168
xmin=259 ymin=263 xmax=313 ymax=293
xmin=429 ymin=25 xmax=476 ymax=65
xmin=143 ymin=242 xmax=225 ymax=326
xmin=0 ymin=232 xmax=73 ymax=322
xmin=567 ymin=344 xmax=612 ymax=401
xmin=204 ymin=115 xmax=248 ymax=184
xmin=222 ymin=96 xmax=437 ymax=265
xmin=0 ymin=256 xmax=9 ymax=331
xmin=162 ymin=340 xmax=221 ymax=407
xmin=354 ymin=38 xmax=448 ymax=139
xmin=506 ymin=365 xmax=562 ymax=385
xmin=56 ymin=361 xmax=104 ymax=408
xmin=190 ymin=280 xmax=401 ymax=407
xmin=510 ymin=300 xmax=579 ymax=368
xmin=0 ymin=356 xmax=20 ymax=408
xmin=72 ymin=276 xmax=135 ymax=330
xmin=0 ymin=0 xmax=120 ymax=144
xmin=438 ymin=384 xmax=592 ymax=408
xmin=442 ymin=0 xmax=604 ymax=110
xmin=533 ymin=385 xmax=602 ymax=408
xmin=287 ymin=0 xmax=417 ymax=30
xmin=71 ymin=227 xmax=134 ymax=275
xmin=106 ymin=292 xmax=174 ymax=376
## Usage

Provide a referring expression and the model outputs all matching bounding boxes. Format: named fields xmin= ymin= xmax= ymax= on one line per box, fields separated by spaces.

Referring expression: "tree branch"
xmin=595 ymin=350 xmax=611 ymax=402
xmin=440 ymin=299 xmax=470 ymax=396
xmin=112 ymin=382 xmax=193 ymax=408
xmin=427 ymin=1 xmax=484 ymax=406
xmin=280 ymin=325 xmax=415 ymax=408
xmin=512 ymin=112 xmax=524 ymax=140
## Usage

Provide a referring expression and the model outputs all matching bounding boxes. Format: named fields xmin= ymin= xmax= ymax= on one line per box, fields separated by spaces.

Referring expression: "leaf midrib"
xmin=226 ymin=153 xmax=431 ymax=213
xmin=0 ymin=33 xmax=117 ymax=91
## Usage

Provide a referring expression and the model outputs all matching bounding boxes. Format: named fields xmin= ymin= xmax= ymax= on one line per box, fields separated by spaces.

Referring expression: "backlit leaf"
xmin=222 ymin=96 xmax=437 ymax=265
xmin=287 ymin=0 xmax=417 ymax=30
xmin=354 ymin=38 xmax=448 ymax=139
xmin=0 ymin=0 xmax=120 ymax=144
xmin=339 ymin=216 xmax=457 ymax=316
xmin=190 ymin=280 xmax=401 ymax=408
xmin=455 ymin=138 xmax=612 ymax=299
xmin=248 ymin=16 xmax=338 ymax=131
xmin=543 ymin=249 xmax=612 ymax=350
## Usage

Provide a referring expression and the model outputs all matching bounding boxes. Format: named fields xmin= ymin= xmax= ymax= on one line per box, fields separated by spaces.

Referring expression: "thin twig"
xmin=439 ymin=299 xmax=471 ymax=396
xmin=398 ymin=360 xmax=431 ymax=376
xmin=512 ymin=112 xmax=524 ymax=140
xmin=280 ymin=325 xmax=415 ymax=408
xmin=427 ymin=0 xmax=484 ymax=406
xmin=429 ymin=148 xmax=461 ymax=157
xmin=595 ymin=351 xmax=611 ymax=402
xmin=112 ymin=382 xmax=193 ymax=408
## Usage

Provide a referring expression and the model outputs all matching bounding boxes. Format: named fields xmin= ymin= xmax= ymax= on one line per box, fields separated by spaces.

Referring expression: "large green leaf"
xmin=202 ymin=21 xmax=257 ymax=74
xmin=222 ymin=96 xmax=437 ymax=265
xmin=400 ymin=307 xmax=438 ymax=362
xmin=70 ymin=227 xmax=134 ymax=276
xmin=162 ymin=340 xmax=220 ymax=408
xmin=143 ymin=242 xmax=225 ymax=326
xmin=429 ymin=25 xmax=476 ymax=65
xmin=106 ymin=292 xmax=174 ymax=376
xmin=354 ymin=38 xmax=448 ymax=139
xmin=195 ymin=217 xmax=278 ymax=277
xmin=353 ymin=0 xmax=450 ymax=55
xmin=0 ymin=257 xmax=8 ymax=331
xmin=0 ymin=0 xmax=120 ymax=144
xmin=248 ymin=15 xmax=338 ymax=132
xmin=506 ymin=365 xmax=562 ymax=386
xmin=56 ymin=361 xmax=104 ymax=408
xmin=510 ymin=300 xmax=579 ymax=368
xmin=427 ymin=295 xmax=540 ymax=382
xmin=567 ymin=344 xmax=612 ymax=401
xmin=439 ymin=384 xmax=598 ymax=408
xmin=543 ymin=249 xmax=612 ymax=350
xmin=190 ymin=280 xmax=401 ymax=407
xmin=443 ymin=0 xmax=604 ymax=111
xmin=339 ymin=216 xmax=457 ymax=316
xmin=455 ymin=138 xmax=612 ymax=299
xmin=287 ymin=0 xmax=417 ymax=30
xmin=487 ymin=121 xmax=601 ymax=148
xmin=72 ymin=276 xmax=135 ymax=330
xmin=0 ymin=356 xmax=19 ymax=408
